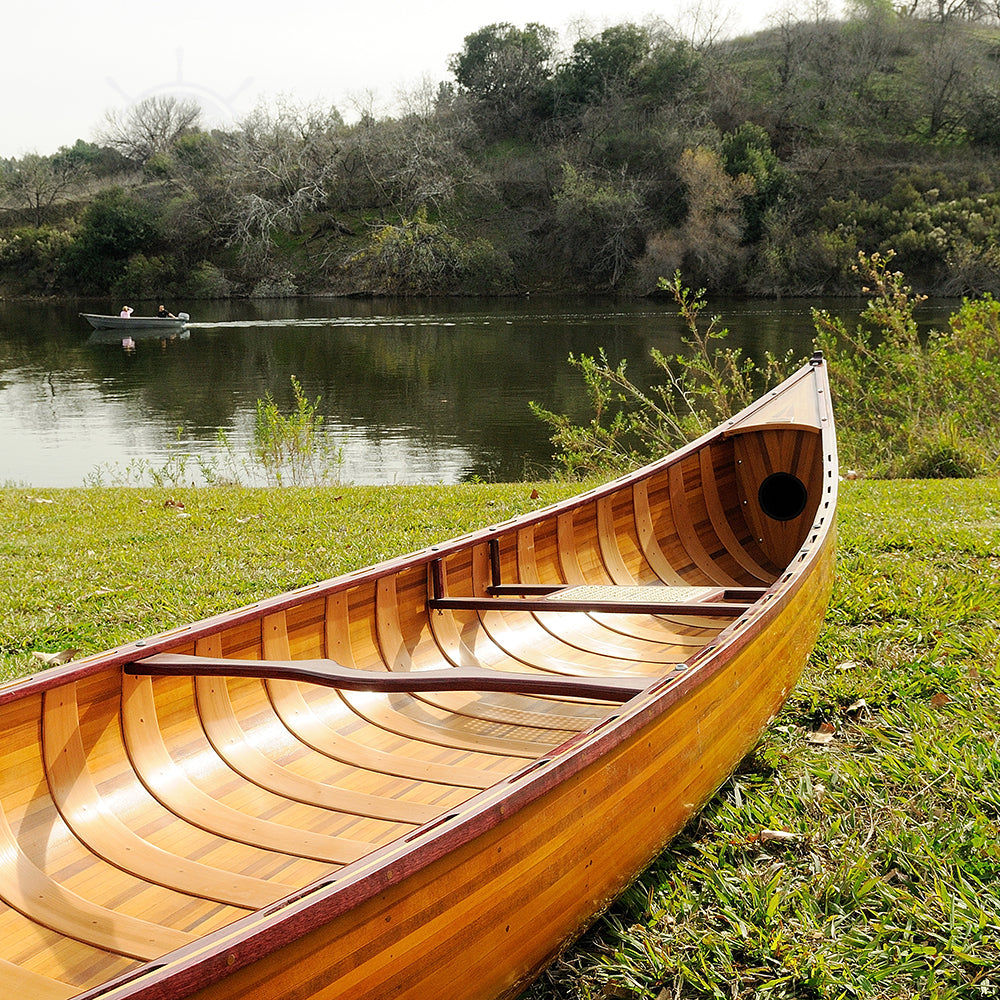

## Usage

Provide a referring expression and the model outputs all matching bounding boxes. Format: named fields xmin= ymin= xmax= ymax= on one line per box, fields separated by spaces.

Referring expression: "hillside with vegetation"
xmin=5 ymin=1 xmax=1000 ymax=301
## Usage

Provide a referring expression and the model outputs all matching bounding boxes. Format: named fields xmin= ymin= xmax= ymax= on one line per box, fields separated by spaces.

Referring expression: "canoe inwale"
xmin=0 ymin=356 xmax=837 ymax=1000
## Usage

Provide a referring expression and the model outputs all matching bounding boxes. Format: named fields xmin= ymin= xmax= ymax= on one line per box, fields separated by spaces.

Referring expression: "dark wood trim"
xmin=428 ymin=596 xmax=753 ymax=615
xmin=127 ymin=653 xmax=652 ymax=702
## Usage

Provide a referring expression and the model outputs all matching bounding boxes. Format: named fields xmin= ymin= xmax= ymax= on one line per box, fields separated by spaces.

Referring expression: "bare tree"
xmin=675 ymin=0 xmax=734 ymax=50
xmin=3 ymin=152 xmax=87 ymax=227
xmin=218 ymin=98 xmax=345 ymax=268
xmin=99 ymin=95 xmax=202 ymax=164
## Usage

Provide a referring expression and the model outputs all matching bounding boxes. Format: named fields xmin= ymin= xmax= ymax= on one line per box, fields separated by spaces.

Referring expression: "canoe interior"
xmin=0 ymin=360 xmax=836 ymax=1000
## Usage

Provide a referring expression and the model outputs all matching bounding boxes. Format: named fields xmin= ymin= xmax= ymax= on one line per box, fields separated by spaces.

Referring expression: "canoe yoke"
xmin=125 ymin=653 xmax=654 ymax=702
xmin=426 ymin=540 xmax=765 ymax=616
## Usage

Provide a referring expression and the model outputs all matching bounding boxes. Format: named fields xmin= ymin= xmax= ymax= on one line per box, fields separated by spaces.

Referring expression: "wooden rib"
xmin=587 ymin=611 xmax=720 ymax=646
xmin=427 ymin=593 xmax=681 ymax=688
xmin=192 ymin=632 xmax=445 ymax=825
xmin=120 ymin=672 xmax=374 ymax=865
xmin=304 ymin=597 xmax=578 ymax=758
xmin=281 ymin=602 xmax=551 ymax=760
xmin=377 ymin=571 xmax=604 ymax=729
xmin=340 ymin=686 xmax=564 ymax=758
xmin=555 ymin=499 xmax=730 ymax=647
xmin=449 ymin=544 xmax=726 ymax=681
xmin=596 ymin=494 xmax=639 ymax=584
xmin=0 ymin=795 xmax=193 ymax=960
xmin=698 ymin=446 xmax=776 ymax=583
xmin=509 ymin=527 xmax=710 ymax=664
xmin=666 ymin=463 xmax=740 ymax=586
xmin=265 ymin=679 xmax=506 ymax=789
xmin=0 ymin=958 xmax=78 ymax=1000
xmin=318 ymin=596 xmax=527 ymax=785
xmin=425 ymin=559 xmax=652 ymax=681
xmin=372 ymin=572 xmax=610 ymax=733
xmin=555 ymin=512 xmax=589 ymax=585
xmin=458 ymin=545 xmax=675 ymax=677
xmin=41 ymin=683 xmax=290 ymax=910
xmin=424 ymin=598 xmax=644 ymax=728
xmin=194 ymin=676 xmax=440 ymax=826
xmin=631 ymin=479 xmax=694 ymax=585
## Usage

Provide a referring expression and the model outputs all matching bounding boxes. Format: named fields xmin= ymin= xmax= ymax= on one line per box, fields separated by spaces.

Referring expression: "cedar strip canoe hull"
xmin=0 ymin=356 xmax=837 ymax=1000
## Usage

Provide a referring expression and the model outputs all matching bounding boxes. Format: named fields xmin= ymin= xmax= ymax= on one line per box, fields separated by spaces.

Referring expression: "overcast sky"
xmin=1 ymin=0 xmax=841 ymax=159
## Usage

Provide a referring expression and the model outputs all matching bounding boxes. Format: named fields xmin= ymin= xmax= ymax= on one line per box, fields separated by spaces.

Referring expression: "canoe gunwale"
xmin=11 ymin=356 xmax=838 ymax=1000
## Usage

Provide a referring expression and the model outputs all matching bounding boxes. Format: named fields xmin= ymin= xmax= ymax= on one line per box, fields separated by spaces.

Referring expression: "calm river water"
xmin=0 ymin=295 xmax=908 ymax=487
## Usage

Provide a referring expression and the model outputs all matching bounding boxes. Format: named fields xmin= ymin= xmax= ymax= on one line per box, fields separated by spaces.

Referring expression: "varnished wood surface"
xmin=0 ymin=357 xmax=837 ymax=1000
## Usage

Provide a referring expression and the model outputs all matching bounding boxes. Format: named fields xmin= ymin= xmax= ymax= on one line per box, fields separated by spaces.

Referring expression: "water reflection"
xmin=0 ymin=295 xmax=905 ymax=487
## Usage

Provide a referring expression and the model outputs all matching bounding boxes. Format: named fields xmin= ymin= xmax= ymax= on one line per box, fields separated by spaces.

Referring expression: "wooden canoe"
xmin=0 ymin=354 xmax=837 ymax=1000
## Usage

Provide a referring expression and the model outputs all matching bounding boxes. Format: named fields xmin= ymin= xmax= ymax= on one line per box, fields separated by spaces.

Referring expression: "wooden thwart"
xmin=428 ymin=566 xmax=764 ymax=616
xmin=128 ymin=653 xmax=656 ymax=702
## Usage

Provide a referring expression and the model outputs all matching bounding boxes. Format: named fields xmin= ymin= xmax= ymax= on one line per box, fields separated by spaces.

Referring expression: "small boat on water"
xmin=0 ymin=355 xmax=837 ymax=1000
xmin=80 ymin=312 xmax=190 ymax=333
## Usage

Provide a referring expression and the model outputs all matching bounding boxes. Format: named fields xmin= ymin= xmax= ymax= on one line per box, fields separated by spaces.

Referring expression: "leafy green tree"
xmin=449 ymin=23 xmax=558 ymax=137
xmin=720 ymin=123 xmax=794 ymax=244
xmin=60 ymin=188 xmax=161 ymax=293
xmin=554 ymin=24 xmax=651 ymax=106
xmin=633 ymin=37 xmax=701 ymax=104
xmin=0 ymin=226 xmax=73 ymax=295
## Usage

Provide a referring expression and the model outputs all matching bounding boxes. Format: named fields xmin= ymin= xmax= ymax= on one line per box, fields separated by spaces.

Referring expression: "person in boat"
xmin=120 ymin=305 xmax=134 ymax=318
xmin=157 ymin=304 xmax=175 ymax=318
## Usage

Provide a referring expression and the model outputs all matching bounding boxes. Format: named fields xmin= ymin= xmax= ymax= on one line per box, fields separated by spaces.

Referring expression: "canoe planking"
xmin=0 ymin=354 xmax=837 ymax=1000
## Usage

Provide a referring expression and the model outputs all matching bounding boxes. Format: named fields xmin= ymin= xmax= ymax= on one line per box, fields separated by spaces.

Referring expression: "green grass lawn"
xmin=3 ymin=479 xmax=1000 ymax=998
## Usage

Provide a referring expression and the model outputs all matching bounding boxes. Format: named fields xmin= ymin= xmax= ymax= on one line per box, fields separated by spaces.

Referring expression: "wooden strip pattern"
xmin=0 ymin=794 xmax=193 ymax=960
xmin=698 ymin=446 xmax=775 ymax=584
xmin=665 ymin=462 xmax=740 ymax=587
xmin=595 ymin=494 xmax=638 ymax=585
xmin=121 ymin=534 xmax=834 ymax=1000
xmin=264 ymin=679 xmax=508 ymax=789
xmin=0 ymin=957 xmax=78 ymax=1000
xmin=42 ymin=684 xmax=286 ymax=910
xmin=631 ymin=479 xmax=694 ymax=585
xmin=194 ymin=675 xmax=441 ymax=825
xmin=120 ymin=673 xmax=374 ymax=864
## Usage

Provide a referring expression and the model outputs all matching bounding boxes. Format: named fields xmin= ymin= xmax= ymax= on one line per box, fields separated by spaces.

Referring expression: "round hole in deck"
xmin=758 ymin=472 xmax=807 ymax=522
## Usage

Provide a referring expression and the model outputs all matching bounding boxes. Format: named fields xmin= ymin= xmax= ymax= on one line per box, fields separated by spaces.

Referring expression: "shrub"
xmin=531 ymin=271 xmax=794 ymax=477
xmin=112 ymin=253 xmax=174 ymax=300
xmin=186 ymin=260 xmax=233 ymax=298
xmin=252 ymin=375 xmax=341 ymax=486
xmin=346 ymin=207 xmax=514 ymax=295
xmin=60 ymin=188 xmax=161 ymax=294
xmin=815 ymin=250 xmax=1000 ymax=477
xmin=0 ymin=226 xmax=72 ymax=295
